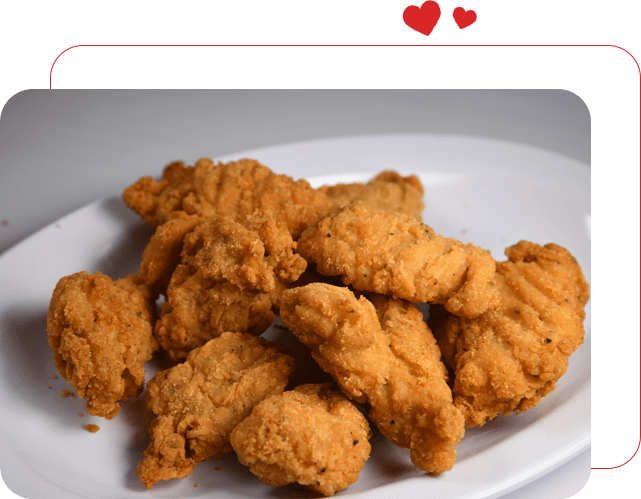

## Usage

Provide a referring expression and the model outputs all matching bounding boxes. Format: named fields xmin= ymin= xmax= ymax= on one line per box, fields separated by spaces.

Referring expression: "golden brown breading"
xmin=154 ymin=215 xmax=307 ymax=361
xmin=122 ymin=158 xmax=339 ymax=239
xmin=47 ymin=271 xmax=157 ymax=420
xmin=121 ymin=160 xmax=195 ymax=228
xmin=137 ymin=212 xmax=205 ymax=298
xmin=297 ymin=203 xmax=498 ymax=318
xmin=230 ymin=383 xmax=371 ymax=496
xmin=136 ymin=332 xmax=296 ymax=489
xmin=429 ymin=241 xmax=590 ymax=427
xmin=318 ymin=170 xmax=425 ymax=220
xmin=280 ymin=284 xmax=465 ymax=475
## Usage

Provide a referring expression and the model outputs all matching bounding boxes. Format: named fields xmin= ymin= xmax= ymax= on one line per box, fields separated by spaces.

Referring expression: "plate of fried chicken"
xmin=0 ymin=135 xmax=590 ymax=498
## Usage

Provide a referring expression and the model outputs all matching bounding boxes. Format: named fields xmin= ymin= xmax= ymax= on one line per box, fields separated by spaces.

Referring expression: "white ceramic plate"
xmin=0 ymin=135 xmax=590 ymax=499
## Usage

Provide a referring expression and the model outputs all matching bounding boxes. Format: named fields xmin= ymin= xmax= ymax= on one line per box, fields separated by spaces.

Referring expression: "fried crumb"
xmin=85 ymin=424 xmax=100 ymax=433
xmin=79 ymin=413 xmax=84 ymax=417
xmin=194 ymin=484 xmax=199 ymax=488
xmin=1 ymin=220 xmax=8 ymax=226
xmin=47 ymin=384 xmax=52 ymax=389
xmin=215 ymin=466 xmax=223 ymax=471
xmin=51 ymin=374 xmax=58 ymax=379
xmin=60 ymin=389 xmax=76 ymax=398
xmin=56 ymin=224 xmax=61 ymax=229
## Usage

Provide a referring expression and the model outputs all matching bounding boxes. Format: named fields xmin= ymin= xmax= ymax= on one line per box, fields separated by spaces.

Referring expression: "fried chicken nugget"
xmin=429 ymin=241 xmax=590 ymax=427
xmin=280 ymin=284 xmax=465 ymax=474
xmin=121 ymin=160 xmax=195 ymax=228
xmin=297 ymin=203 xmax=498 ymax=318
xmin=136 ymin=332 xmax=296 ymax=489
xmin=231 ymin=383 xmax=372 ymax=496
xmin=47 ymin=271 xmax=157 ymax=420
xmin=137 ymin=212 xmax=205 ymax=298
xmin=122 ymin=158 xmax=339 ymax=239
xmin=154 ymin=215 xmax=307 ymax=361
xmin=318 ymin=170 xmax=425 ymax=220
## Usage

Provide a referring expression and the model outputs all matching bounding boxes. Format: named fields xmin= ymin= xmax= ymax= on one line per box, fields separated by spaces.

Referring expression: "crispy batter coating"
xmin=280 ymin=284 xmax=465 ymax=474
xmin=429 ymin=241 xmax=590 ymax=427
xmin=47 ymin=271 xmax=157 ymax=420
xmin=137 ymin=212 xmax=205 ymax=298
xmin=122 ymin=158 xmax=339 ymax=239
xmin=297 ymin=203 xmax=498 ymax=318
xmin=121 ymin=160 xmax=195 ymax=228
xmin=231 ymin=383 xmax=371 ymax=496
xmin=136 ymin=332 xmax=296 ymax=489
xmin=154 ymin=215 xmax=307 ymax=361
xmin=318 ymin=171 xmax=425 ymax=220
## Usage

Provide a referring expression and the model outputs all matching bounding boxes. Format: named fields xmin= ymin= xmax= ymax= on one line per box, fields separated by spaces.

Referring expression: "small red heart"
xmin=453 ymin=7 xmax=477 ymax=29
xmin=403 ymin=1 xmax=441 ymax=37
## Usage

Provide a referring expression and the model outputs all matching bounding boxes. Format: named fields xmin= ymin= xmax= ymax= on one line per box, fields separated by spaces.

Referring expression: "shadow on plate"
xmin=0 ymin=306 xmax=88 ymax=424
xmin=122 ymin=392 xmax=157 ymax=492
xmin=92 ymin=196 xmax=155 ymax=279
xmin=364 ymin=428 xmax=422 ymax=482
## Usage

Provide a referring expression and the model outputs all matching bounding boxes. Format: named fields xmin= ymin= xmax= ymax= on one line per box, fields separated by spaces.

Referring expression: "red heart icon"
xmin=453 ymin=7 xmax=477 ymax=29
xmin=403 ymin=1 xmax=441 ymax=37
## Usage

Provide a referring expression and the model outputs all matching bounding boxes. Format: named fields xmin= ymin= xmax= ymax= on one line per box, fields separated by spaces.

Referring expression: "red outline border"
xmin=49 ymin=44 xmax=641 ymax=89
xmin=593 ymin=441 xmax=641 ymax=470
xmin=49 ymin=44 xmax=641 ymax=470
xmin=49 ymin=45 xmax=82 ymax=90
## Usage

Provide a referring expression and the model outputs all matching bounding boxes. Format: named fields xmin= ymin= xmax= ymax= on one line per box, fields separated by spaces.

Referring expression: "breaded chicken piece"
xmin=154 ymin=215 xmax=307 ymax=361
xmin=280 ymin=284 xmax=465 ymax=474
xmin=47 ymin=271 xmax=157 ymax=420
xmin=122 ymin=158 xmax=339 ymax=239
xmin=122 ymin=160 xmax=195 ymax=228
xmin=318 ymin=171 xmax=425 ymax=220
xmin=429 ymin=241 xmax=590 ymax=427
xmin=138 ymin=212 xmax=205 ymax=298
xmin=297 ymin=203 xmax=498 ymax=318
xmin=231 ymin=383 xmax=371 ymax=496
xmin=136 ymin=332 xmax=296 ymax=489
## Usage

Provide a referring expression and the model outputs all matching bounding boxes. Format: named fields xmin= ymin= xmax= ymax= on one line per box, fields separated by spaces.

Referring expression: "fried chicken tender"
xmin=137 ymin=212 xmax=205 ymax=298
xmin=47 ymin=271 xmax=157 ymax=420
xmin=122 ymin=158 xmax=339 ymax=239
xmin=154 ymin=215 xmax=307 ymax=361
xmin=231 ymin=383 xmax=372 ymax=496
xmin=318 ymin=170 xmax=425 ymax=220
xmin=428 ymin=241 xmax=590 ymax=427
xmin=136 ymin=332 xmax=296 ymax=489
xmin=297 ymin=203 xmax=498 ymax=318
xmin=280 ymin=283 xmax=465 ymax=474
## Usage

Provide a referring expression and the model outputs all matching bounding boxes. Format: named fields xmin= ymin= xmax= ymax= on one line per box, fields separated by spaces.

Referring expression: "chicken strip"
xmin=154 ymin=215 xmax=307 ymax=361
xmin=318 ymin=170 xmax=425 ymax=220
xmin=428 ymin=241 xmax=590 ymax=427
xmin=47 ymin=271 xmax=157 ymax=420
xmin=297 ymin=203 xmax=498 ymax=318
xmin=231 ymin=383 xmax=371 ymax=496
xmin=122 ymin=158 xmax=339 ymax=239
xmin=136 ymin=332 xmax=296 ymax=489
xmin=280 ymin=283 xmax=465 ymax=475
